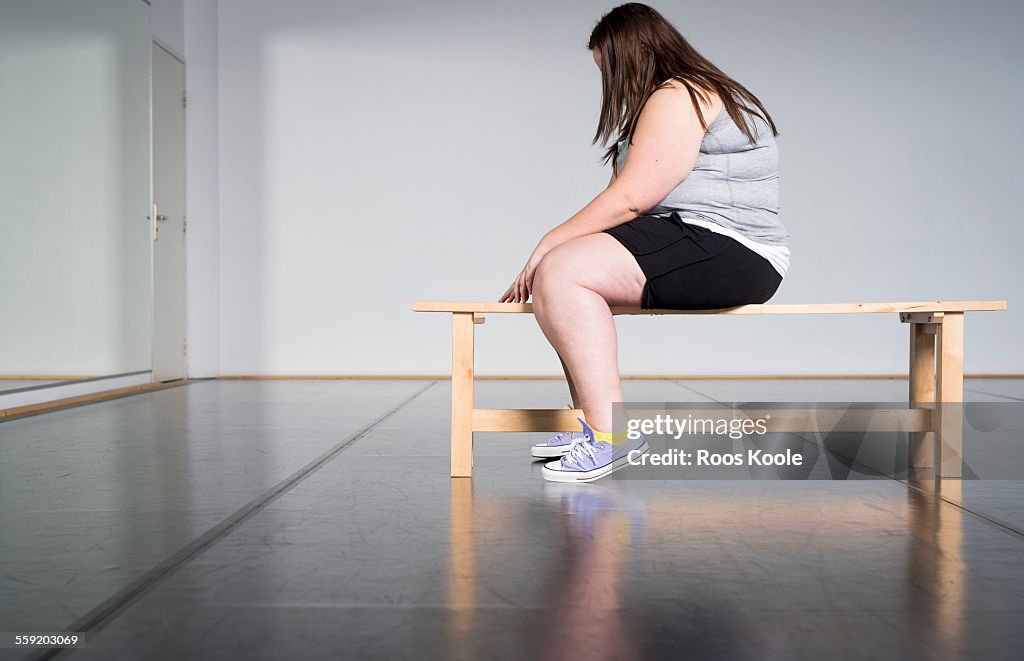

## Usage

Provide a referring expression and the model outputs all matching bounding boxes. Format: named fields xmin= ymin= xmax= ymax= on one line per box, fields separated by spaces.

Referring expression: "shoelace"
xmin=565 ymin=438 xmax=599 ymax=467
xmin=551 ymin=431 xmax=586 ymax=446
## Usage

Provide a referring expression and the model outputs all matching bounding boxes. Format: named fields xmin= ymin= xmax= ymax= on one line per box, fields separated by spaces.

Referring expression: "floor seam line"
xmin=35 ymin=380 xmax=437 ymax=661
xmin=905 ymin=482 xmax=1024 ymax=541
xmin=964 ymin=386 xmax=1024 ymax=402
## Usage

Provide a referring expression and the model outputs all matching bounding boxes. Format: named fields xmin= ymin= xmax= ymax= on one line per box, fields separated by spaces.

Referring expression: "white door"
xmin=151 ymin=42 xmax=187 ymax=382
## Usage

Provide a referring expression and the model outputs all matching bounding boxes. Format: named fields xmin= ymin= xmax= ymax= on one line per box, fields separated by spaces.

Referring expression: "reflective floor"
xmin=1 ymin=379 xmax=1023 ymax=660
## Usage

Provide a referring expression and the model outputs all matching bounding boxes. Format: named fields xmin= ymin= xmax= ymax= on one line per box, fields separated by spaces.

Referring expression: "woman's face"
xmin=592 ymin=48 xmax=602 ymax=72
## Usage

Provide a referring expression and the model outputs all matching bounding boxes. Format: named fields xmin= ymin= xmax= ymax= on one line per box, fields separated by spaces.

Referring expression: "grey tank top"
xmin=616 ymin=98 xmax=789 ymax=247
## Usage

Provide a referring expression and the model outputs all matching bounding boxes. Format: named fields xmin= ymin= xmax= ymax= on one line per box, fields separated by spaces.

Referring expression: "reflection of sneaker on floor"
xmin=543 ymin=481 xmax=648 ymax=541
xmin=531 ymin=430 xmax=589 ymax=458
xmin=542 ymin=418 xmax=649 ymax=483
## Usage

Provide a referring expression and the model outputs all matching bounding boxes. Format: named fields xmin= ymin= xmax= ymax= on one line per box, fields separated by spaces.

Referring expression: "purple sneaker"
xmin=542 ymin=418 xmax=649 ymax=483
xmin=531 ymin=430 xmax=589 ymax=459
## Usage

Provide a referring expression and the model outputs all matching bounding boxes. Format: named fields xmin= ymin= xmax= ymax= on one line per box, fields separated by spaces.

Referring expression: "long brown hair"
xmin=587 ymin=3 xmax=779 ymax=169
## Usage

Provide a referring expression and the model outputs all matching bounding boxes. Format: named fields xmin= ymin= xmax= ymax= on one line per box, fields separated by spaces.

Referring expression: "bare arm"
xmin=500 ymin=82 xmax=713 ymax=303
xmin=541 ymin=82 xmax=711 ymax=247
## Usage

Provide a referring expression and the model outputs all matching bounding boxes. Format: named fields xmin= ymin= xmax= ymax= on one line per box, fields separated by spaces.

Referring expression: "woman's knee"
xmin=534 ymin=235 xmax=644 ymax=306
xmin=533 ymin=246 xmax=578 ymax=303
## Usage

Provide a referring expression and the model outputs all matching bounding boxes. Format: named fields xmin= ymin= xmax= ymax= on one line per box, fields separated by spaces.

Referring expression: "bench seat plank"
xmin=413 ymin=300 xmax=1007 ymax=315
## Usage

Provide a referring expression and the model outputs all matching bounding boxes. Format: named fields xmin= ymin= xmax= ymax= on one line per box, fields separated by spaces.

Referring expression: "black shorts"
xmin=603 ymin=212 xmax=783 ymax=310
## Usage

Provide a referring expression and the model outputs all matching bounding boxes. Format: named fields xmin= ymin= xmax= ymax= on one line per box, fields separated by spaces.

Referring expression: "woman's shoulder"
xmin=652 ymin=77 xmax=725 ymax=131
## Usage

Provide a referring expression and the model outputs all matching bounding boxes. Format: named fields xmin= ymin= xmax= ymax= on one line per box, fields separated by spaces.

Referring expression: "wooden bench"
xmin=412 ymin=300 xmax=1008 ymax=479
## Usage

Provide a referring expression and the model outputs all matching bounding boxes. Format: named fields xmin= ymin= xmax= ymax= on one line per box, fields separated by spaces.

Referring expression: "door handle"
xmin=149 ymin=204 xmax=168 ymax=241
xmin=149 ymin=203 xmax=169 ymax=222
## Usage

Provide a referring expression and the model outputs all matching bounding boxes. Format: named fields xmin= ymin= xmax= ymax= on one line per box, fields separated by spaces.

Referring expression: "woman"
xmin=499 ymin=3 xmax=790 ymax=482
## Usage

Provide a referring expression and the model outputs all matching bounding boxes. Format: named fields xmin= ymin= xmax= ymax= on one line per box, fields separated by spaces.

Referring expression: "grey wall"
xmin=216 ymin=0 xmax=1023 ymax=376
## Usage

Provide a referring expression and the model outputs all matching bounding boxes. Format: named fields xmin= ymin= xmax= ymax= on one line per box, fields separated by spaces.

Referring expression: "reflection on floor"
xmin=1 ymin=379 xmax=1022 ymax=660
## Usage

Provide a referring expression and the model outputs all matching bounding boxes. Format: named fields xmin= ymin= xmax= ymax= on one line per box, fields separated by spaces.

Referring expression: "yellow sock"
xmin=592 ymin=426 xmax=629 ymax=444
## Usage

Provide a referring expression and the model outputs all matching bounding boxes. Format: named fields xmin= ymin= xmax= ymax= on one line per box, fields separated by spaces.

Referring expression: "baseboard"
xmin=0 ymin=379 xmax=195 ymax=422
xmin=0 ymin=375 xmax=97 ymax=380
xmin=216 ymin=374 xmax=1024 ymax=380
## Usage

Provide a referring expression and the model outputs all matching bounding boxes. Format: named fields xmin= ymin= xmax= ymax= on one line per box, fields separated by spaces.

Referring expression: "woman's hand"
xmin=499 ymin=243 xmax=550 ymax=303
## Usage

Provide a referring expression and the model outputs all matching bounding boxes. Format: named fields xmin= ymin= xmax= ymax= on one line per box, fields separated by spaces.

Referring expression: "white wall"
xmin=183 ymin=0 xmax=221 ymax=378
xmin=149 ymin=0 xmax=184 ymax=56
xmin=0 ymin=0 xmax=152 ymax=376
xmin=216 ymin=0 xmax=1024 ymax=376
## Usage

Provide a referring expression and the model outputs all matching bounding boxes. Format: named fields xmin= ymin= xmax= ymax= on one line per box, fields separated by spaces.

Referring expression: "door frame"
xmin=152 ymin=35 xmax=185 ymax=67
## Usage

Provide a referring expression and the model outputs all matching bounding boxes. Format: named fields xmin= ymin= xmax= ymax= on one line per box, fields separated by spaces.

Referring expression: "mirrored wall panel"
xmin=0 ymin=0 xmax=152 ymax=395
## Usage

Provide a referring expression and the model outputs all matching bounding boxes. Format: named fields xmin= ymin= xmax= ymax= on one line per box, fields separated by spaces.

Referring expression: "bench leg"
xmin=908 ymin=322 xmax=937 ymax=469
xmin=451 ymin=312 xmax=475 ymax=478
xmin=935 ymin=312 xmax=964 ymax=478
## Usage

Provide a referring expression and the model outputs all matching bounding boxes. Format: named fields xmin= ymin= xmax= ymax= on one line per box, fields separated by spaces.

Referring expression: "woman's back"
xmin=616 ymin=95 xmax=789 ymax=249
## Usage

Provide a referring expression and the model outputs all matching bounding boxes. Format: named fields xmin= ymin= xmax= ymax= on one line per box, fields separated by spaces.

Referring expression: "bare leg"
xmin=531 ymin=233 xmax=645 ymax=432
xmin=557 ymin=354 xmax=580 ymax=409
